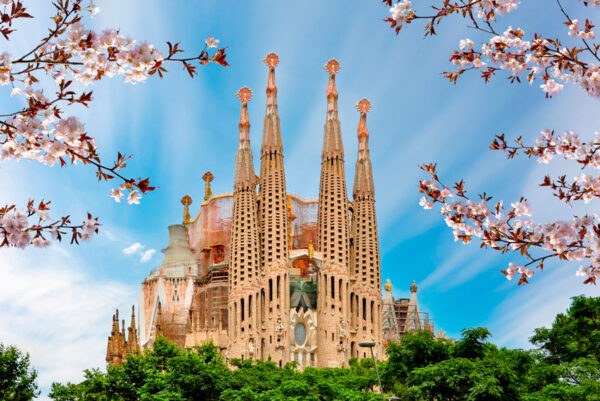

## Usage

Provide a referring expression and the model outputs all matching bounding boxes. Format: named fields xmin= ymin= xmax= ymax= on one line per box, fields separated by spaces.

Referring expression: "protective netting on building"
xmin=188 ymin=195 xmax=233 ymax=277
xmin=289 ymin=195 xmax=318 ymax=250
xmin=189 ymin=282 xmax=228 ymax=331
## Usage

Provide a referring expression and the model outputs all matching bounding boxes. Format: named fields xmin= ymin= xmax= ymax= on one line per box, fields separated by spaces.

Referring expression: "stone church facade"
xmin=106 ymin=54 xmax=437 ymax=368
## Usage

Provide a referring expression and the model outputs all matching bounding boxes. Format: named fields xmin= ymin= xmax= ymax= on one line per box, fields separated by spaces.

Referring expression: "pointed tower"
xmin=106 ymin=309 xmax=128 ymax=365
xmin=317 ymin=59 xmax=351 ymax=366
xmin=127 ymin=305 xmax=139 ymax=355
xmin=228 ymin=87 xmax=262 ymax=361
xmin=258 ymin=53 xmax=290 ymax=365
xmin=382 ymin=279 xmax=399 ymax=343
xmin=405 ymin=281 xmax=423 ymax=332
xmin=349 ymin=99 xmax=383 ymax=359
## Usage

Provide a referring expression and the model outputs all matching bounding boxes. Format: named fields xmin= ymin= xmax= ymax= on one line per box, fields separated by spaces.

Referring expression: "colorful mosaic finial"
xmin=237 ymin=86 xmax=252 ymax=141
xmin=264 ymin=53 xmax=279 ymax=107
xmin=356 ymin=98 xmax=371 ymax=150
xmin=324 ymin=59 xmax=340 ymax=112
xmin=410 ymin=280 xmax=418 ymax=293
xmin=237 ymin=86 xmax=253 ymax=103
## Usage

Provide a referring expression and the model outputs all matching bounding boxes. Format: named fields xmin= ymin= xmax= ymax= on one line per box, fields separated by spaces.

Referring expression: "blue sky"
xmin=1 ymin=0 xmax=599 ymax=398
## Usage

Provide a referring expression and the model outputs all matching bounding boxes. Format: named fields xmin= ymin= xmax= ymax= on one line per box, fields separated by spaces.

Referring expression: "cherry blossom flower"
xmin=110 ymin=188 xmax=124 ymax=202
xmin=205 ymin=35 xmax=220 ymax=48
xmin=127 ymin=190 xmax=141 ymax=205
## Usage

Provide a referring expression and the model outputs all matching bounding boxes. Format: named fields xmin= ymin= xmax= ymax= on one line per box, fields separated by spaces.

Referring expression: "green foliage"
xmin=45 ymin=296 xmax=600 ymax=400
xmin=530 ymin=295 xmax=600 ymax=364
xmin=0 ymin=342 xmax=39 ymax=401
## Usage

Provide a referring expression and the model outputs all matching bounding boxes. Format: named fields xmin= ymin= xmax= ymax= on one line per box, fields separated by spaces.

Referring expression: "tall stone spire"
xmin=127 ymin=305 xmax=139 ymax=355
xmin=234 ymin=87 xmax=256 ymax=191
xmin=258 ymin=53 xmax=289 ymax=366
xmin=382 ymin=279 xmax=399 ymax=343
xmin=258 ymin=53 xmax=289 ymax=268
xmin=229 ymin=87 xmax=261 ymax=361
xmin=349 ymin=98 xmax=383 ymax=360
xmin=260 ymin=53 xmax=284 ymax=155
xmin=106 ymin=309 xmax=128 ymax=366
xmin=353 ymin=99 xmax=375 ymax=200
xmin=406 ymin=281 xmax=423 ymax=332
xmin=317 ymin=59 xmax=351 ymax=366
xmin=321 ymin=59 xmax=344 ymax=159
xmin=351 ymin=99 xmax=380 ymax=287
xmin=317 ymin=59 xmax=349 ymax=267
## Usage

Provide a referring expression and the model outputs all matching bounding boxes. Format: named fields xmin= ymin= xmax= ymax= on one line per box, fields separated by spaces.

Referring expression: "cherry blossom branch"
xmin=490 ymin=130 xmax=600 ymax=203
xmin=0 ymin=0 xmax=229 ymax=248
xmin=419 ymin=163 xmax=599 ymax=285
xmin=0 ymin=200 xmax=99 ymax=248
xmin=382 ymin=0 xmax=600 ymax=98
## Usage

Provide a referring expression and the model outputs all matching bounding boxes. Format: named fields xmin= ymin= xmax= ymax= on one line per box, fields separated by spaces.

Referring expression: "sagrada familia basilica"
xmin=106 ymin=54 xmax=441 ymax=368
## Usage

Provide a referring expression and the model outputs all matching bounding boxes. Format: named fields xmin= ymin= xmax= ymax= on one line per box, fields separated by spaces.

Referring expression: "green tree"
xmin=382 ymin=330 xmax=452 ymax=390
xmin=0 ymin=343 xmax=39 ymax=401
xmin=530 ymin=296 xmax=600 ymax=364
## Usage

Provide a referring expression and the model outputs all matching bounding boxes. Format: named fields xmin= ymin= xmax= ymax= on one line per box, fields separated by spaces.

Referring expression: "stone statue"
xmin=248 ymin=338 xmax=255 ymax=356
xmin=276 ymin=317 xmax=284 ymax=337
xmin=338 ymin=317 xmax=347 ymax=340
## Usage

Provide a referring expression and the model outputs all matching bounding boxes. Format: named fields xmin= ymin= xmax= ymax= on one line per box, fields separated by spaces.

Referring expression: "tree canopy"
xmin=2 ymin=296 xmax=598 ymax=400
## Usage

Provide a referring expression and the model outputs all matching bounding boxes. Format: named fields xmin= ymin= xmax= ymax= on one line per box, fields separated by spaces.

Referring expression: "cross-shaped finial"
xmin=237 ymin=87 xmax=252 ymax=103
xmin=356 ymin=98 xmax=371 ymax=114
xmin=324 ymin=59 xmax=340 ymax=75
xmin=264 ymin=53 xmax=279 ymax=68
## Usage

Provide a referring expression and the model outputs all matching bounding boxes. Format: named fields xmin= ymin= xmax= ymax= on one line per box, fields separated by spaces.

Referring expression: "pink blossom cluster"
xmin=0 ymin=52 xmax=11 ymax=85
xmin=568 ymin=19 xmax=595 ymax=39
xmin=449 ymin=21 xmax=600 ymax=98
xmin=475 ymin=0 xmax=520 ymax=19
xmin=419 ymin=171 xmax=600 ymax=285
xmin=389 ymin=0 xmax=412 ymax=25
xmin=110 ymin=184 xmax=142 ymax=205
xmin=0 ymin=202 xmax=99 ymax=248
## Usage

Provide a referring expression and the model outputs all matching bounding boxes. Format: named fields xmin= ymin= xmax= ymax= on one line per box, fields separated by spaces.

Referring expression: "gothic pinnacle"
xmin=356 ymin=99 xmax=371 ymax=152
xmin=264 ymin=53 xmax=279 ymax=107
xmin=237 ymin=86 xmax=252 ymax=142
xmin=260 ymin=53 xmax=283 ymax=154
xmin=234 ymin=86 xmax=256 ymax=191
xmin=130 ymin=305 xmax=136 ymax=329
xmin=324 ymin=59 xmax=340 ymax=114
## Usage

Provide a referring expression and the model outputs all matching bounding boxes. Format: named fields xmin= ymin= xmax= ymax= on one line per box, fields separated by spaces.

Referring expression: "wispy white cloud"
xmin=0 ymin=247 xmax=136 ymax=399
xmin=488 ymin=264 xmax=598 ymax=349
xmin=123 ymin=242 xmax=156 ymax=263
xmin=123 ymin=242 xmax=143 ymax=255
xmin=140 ymin=249 xmax=156 ymax=263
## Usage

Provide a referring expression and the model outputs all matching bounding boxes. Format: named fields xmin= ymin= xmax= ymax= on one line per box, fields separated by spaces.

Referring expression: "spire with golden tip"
xmin=202 ymin=171 xmax=214 ymax=201
xmin=353 ymin=99 xmax=375 ymax=200
xmin=234 ymin=87 xmax=257 ymax=191
xmin=181 ymin=195 xmax=192 ymax=225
